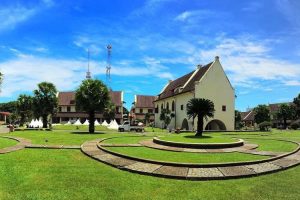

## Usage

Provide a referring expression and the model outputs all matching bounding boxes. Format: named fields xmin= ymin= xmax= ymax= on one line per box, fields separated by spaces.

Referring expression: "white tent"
xmin=38 ymin=119 xmax=43 ymax=128
xmin=65 ymin=120 xmax=71 ymax=125
xmin=74 ymin=119 xmax=82 ymax=125
xmin=101 ymin=120 xmax=108 ymax=126
xmin=29 ymin=119 xmax=35 ymax=128
xmin=108 ymin=119 xmax=119 ymax=130
xmin=33 ymin=119 xmax=38 ymax=128
xmin=83 ymin=119 xmax=89 ymax=125
xmin=95 ymin=119 xmax=100 ymax=126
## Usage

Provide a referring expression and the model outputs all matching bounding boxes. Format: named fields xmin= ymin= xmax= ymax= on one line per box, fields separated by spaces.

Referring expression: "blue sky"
xmin=0 ymin=0 xmax=299 ymax=111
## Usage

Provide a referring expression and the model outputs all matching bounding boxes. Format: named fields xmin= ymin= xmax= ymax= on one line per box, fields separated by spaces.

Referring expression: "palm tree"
xmin=33 ymin=82 xmax=58 ymax=128
xmin=75 ymin=79 xmax=110 ymax=133
xmin=186 ymin=98 xmax=215 ymax=137
xmin=103 ymin=101 xmax=116 ymax=123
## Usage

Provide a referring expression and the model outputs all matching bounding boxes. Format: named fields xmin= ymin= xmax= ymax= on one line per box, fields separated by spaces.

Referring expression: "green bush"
xmin=258 ymin=121 xmax=272 ymax=131
xmin=290 ymin=120 xmax=300 ymax=130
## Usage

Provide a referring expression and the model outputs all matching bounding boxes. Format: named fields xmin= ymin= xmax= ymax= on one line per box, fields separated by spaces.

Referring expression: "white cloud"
xmin=284 ymin=80 xmax=300 ymax=86
xmin=175 ymin=10 xmax=215 ymax=22
xmin=0 ymin=54 xmax=173 ymax=97
xmin=197 ymin=36 xmax=300 ymax=87
xmin=0 ymin=6 xmax=37 ymax=31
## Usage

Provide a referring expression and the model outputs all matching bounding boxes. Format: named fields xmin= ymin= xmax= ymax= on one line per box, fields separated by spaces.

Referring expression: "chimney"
xmin=215 ymin=56 xmax=219 ymax=61
xmin=197 ymin=64 xmax=202 ymax=69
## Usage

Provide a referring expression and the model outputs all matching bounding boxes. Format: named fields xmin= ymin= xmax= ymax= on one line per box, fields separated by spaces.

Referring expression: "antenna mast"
xmin=106 ymin=44 xmax=112 ymax=83
xmin=86 ymin=48 xmax=91 ymax=79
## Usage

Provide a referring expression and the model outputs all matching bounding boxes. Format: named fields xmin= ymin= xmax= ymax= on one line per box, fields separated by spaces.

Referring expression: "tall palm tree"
xmin=75 ymin=79 xmax=110 ymax=133
xmin=186 ymin=98 xmax=215 ymax=137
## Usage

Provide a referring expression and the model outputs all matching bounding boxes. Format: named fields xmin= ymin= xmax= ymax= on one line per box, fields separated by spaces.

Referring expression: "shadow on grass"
xmin=71 ymin=131 xmax=106 ymax=135
xmin=183 ymin=135 xmax=212 ymax=139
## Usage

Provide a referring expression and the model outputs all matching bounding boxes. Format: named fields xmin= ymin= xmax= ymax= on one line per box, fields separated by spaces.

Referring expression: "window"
xmin=172 ymin=101 xmax=175 ymax=111
xmin=148 ymin=109 xmax=153 ymax=113
xmin=181 ymin=105 xmax=184 ymax=110
xmin=70 ymin=100 xmax=75 ymax=104
xmin=166 ymin=102 xmax=169 ymax=111
xmin=161 ymin=104 xmax=164 ymax=110
xmin=222 ymin=105 xmax=226 ymax=112
xmin=58 ymin=107 xmax=62 ymax=112
xmin=140 ymin=109 xmax=143 ymax=114
xmin=132 ymin=109 xmax=135 ymax=113
xmin=67 ymin=106 xmax=71 ymax=112
xmin=155 ymin=106 xmax=158 ymax=113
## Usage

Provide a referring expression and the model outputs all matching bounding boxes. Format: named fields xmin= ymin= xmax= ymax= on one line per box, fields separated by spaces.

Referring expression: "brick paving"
xmin=81 ymin=139 xmax=300 ymax=180
xmin=0 ymin=136 xmax=32 ymax=154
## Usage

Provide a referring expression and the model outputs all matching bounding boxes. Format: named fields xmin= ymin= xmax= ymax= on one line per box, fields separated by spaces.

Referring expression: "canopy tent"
xmin=83 ymin=119 xmax=89 ymax=125
xmin=108 ymin=119 xmax=119 ymax=130
xmin=101 ymin=120 xmax=108 ymax=126
xmin=94 ymin=119 xmax=100 ymax=126
xmin=74 ymin=119 xmax=82 ymax=125
xmin=38 ymin=119 xmax=43 ymax=128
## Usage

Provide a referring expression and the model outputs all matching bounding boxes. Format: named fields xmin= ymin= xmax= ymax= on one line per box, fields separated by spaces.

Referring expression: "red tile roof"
xmin=241 ymin=111 xmax=254 ymax=121
xmin=58 ymin=91 xmax=122 ymax=106
xmin=269 ymin=102 xmax=292 ymax=113
xmin=135 ymin=95 xmax=155 ymax=108
xmin=156 ymin=62 xmax=213 ymax=101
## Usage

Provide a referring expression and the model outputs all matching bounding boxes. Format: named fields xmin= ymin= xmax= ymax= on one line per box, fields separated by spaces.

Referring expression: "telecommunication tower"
xmin=86 ymin=49 xmax=91 ymax=79
xmin=106 ymin=44 xmax=112 ymax=82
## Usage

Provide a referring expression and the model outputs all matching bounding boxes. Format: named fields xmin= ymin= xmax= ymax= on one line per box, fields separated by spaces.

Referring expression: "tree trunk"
xmin=42 ymin=114 xmax=48 ymax=128
xmin=89 ymin=111 xmax=95 ymax=133
xmin=195 ymin=115 xmax=203 ymax=137
xmin=283 ymin=118 xmax=287 ymax=129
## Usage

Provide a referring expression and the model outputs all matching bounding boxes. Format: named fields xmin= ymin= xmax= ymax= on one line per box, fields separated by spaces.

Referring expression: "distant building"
xmin=130 ymin=95 xmax=155 ymax=123
xmin=53 ymin=91 xmax=124 ymax=124
xmin=154 ymin=56 xmax=235 ymax=131
xmin=241 ymin=110 xmax=254 ymax=127
xmin=241 ymin=102 xmax=294 ymax=128
xmin=0 ymin=112 xmax=10 ymax=124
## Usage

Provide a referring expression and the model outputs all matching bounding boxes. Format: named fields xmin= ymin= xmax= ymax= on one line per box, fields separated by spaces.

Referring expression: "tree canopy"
xmin=17 ymin=94 xmax=33 ymax=126
xmin=293 ymin=93 xmax=300 ymax=119
xmin=254 ymin=105 xmax=270 ymax=124
xmin=33 ymin=82 xmax=58 ymax=128
xmin=277 ymin=104 xmax=296 ymax=129
xmin=75 ymin=79 xmax=110 ymax=133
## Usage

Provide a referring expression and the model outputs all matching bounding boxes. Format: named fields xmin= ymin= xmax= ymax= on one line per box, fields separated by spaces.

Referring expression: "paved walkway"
xmin=0 ymin=136 xmax=32 ymax=154
xmin=81 ymin=139 xmax=300 ymax=180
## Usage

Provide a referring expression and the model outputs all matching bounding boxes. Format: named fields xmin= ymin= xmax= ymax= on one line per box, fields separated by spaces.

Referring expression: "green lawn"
xmin=1 ymin=148 xmax=300 ymax=200
xmin=159 ymin=133 xmax=238 ymax=143
xmin=1 ymin=129 xmax=300 ymax=199
xmin=102 ymin=136 xmax=153 ymax=144
xmin=0 ymin=137 xmax=18 ymax=149
xmin=105 ymin=146 xmax=269 ymax=163
xmin=4 ymin=130 xmax=138 ymax=145
xmin=245 ymin=138 xmax=298 ymax=152
xmin=52 ymin=125 xmax=109 ymax=131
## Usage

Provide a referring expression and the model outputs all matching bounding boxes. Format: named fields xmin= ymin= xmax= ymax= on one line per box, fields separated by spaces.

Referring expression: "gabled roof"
xmin=156 ymin=62 xmax=213 ymax=101
xmin=58 ymin=91 xmax=123 ymax=106
xmin=269 ymin=102 xmax=292 ymax=113
xmin=241 ymin=111 xmax=254 ymax=121
xmin=135 ymin=95 xmax=155 ymax=108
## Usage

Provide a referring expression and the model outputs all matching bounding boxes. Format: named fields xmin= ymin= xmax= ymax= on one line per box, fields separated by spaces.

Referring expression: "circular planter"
xmin=153 ymin=137 xmax=244 ymax=149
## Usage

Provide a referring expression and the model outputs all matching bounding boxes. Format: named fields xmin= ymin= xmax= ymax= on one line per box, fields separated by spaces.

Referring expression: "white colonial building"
xmin=154 ymin=56 xmax=235 ymax=131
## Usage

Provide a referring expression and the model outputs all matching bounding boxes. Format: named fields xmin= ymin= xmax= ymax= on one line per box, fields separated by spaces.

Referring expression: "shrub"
xmin=259 ymin=121 xmax=272 ymax=131
xmin=290 ymin=120 xmax=300 ymax=130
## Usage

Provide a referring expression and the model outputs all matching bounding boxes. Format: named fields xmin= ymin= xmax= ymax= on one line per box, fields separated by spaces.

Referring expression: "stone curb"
xmin=153 ymin=137 xmax=244 ymax=149
xmin=0 ymin=136 xmax=32 ymax=154
xmin=81 ymin=139 xmax=300 ymax=180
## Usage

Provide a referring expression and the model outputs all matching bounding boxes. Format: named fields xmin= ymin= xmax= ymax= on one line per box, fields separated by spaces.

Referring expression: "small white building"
xmin=154 ymin=56 xmax=235 ymax=131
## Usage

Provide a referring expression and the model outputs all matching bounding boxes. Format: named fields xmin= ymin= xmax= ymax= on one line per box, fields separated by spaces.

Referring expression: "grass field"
xmin=105 ymin=146 xmax=269 ymax=163
xmin=0 ymin=137 xmax=18 ymax=149
xmin=1 ymin=129 xmax=300 ymax=199
xmin=159 ymin=133 xmax=238 ymax=143
xmin=52 ymin=125 xmax=109 ymax=131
